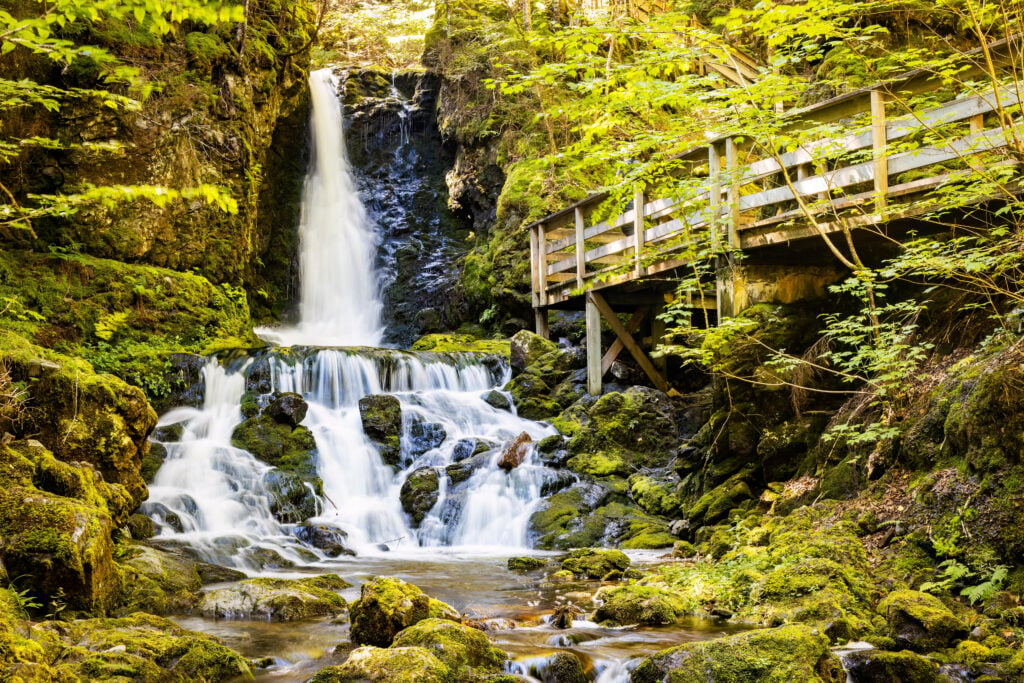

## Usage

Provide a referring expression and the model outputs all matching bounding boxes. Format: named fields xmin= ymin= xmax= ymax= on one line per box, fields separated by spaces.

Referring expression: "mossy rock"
xmin=117 ymin=544 xmax=203 ymax=614
xmin=400 ymin=467 xmax=440 ymax=527
xmin=310 ymin=646 xmax=450 ymax=682
xmin=358 ymin=394 xmax=402 ymax=467
xmin=530 ymin=487 xmax=674 ymax=550
xmin=262 ymin=468 xmax=322 ymax=524
xmin=509 ymin=330 xmax=558 ymax=372
xmin=391 ymin=618 xmax=507 ymax=674
xmin=629 ymin=624 xmax=845 ymax=683
xmin=507 ymin=556 xmax=547 ymax=572
xmin=560 ymin=548 xmax=630 ymax=579
xmin=230 ymin=415 xmax=317 ymax=475
xmin=349 ymin=577 xmax=460 ymax=647
xmin=411 ymin=334 xmax=510 ymax=356
xmin=593 ymin=585 xmax=687 ymax=626
xmin=843 ymin=649 xmax=939 ymax=682
xmin=629 ymin=475 xmax=684 ymax=517
xmin=197 ymin=574 xmax=348 ymax=621
xmin=686 ymin=467 xmax=755 ymax=526
xmin=877 ymin=590 xmax=969 ymax=653
xmin=38 ymin=611 xmax=252 ymax=681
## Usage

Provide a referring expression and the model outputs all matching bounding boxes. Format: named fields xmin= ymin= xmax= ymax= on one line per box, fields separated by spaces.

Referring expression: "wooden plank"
xmin=726 ymin=137 xmax=740 ymax=248
xmin=546 ymin=209 xmax=635 ymax=252
xmin=871 ymin=88 xmax=888 ymax=210
xmin=592 ymin=254 xmax=631 ymax=265
xmin=575 ymin=206 xmax=586 ymax=289
xmin=601 ymin=307 xmax=649 ymax=374
xmin=590 ymin=291 xmax=669 ymax=392
xmin=586 ymin=293 xmax=602 ymax=395
xmin=546 ymin=272 xmax=576 ymax=282
xmin=634 ymin=190 xmax=646 ymax=278
xmin=536 ymin=223 xmax=547 ymax=307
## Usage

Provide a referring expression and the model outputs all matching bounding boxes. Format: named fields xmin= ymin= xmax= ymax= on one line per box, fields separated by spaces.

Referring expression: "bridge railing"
xmin=528 ymin=77 xmax=1021 ymax=309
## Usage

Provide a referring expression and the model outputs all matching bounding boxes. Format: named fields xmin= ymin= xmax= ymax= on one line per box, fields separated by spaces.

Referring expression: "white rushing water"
xmin=256 ymin=68 xmax=383 ymax=347
xmin=147 ymin=68 xmax=563 ymax=568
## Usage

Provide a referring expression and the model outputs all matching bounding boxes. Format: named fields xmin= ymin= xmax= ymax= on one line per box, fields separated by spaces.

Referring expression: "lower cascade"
xmin=146 ymin=348 xmax=559 ymax=567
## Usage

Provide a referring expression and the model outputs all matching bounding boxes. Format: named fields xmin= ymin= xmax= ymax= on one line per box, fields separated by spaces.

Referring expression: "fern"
xmin=961 ymin=565 xmax=1009 ymax=605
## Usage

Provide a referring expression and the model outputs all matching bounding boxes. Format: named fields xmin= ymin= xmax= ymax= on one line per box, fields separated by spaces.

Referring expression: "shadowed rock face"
xmin=340 ymin=69 xmax=474 ymax=346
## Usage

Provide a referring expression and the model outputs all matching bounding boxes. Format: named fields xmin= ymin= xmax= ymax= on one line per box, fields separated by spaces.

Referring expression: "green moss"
xmin=410 ymin=334 xmax=510 ymax=355
xmin=842 ymin=650 xmax=939 ymax=682
xmin=391 ymin=618 xmax=506 ymax=674
xmin=530 ymin=490 xmax=675 ymax=550
xmin=877 ymin=590 xmax=969 ymax=652
xmin=230 ymin=416 xmax=317 ymax=475
xmin=686 ymin=468 xmax=755 ymax=526
xmin=198 ymin=575 xmax=348 ymax=621
xmin=507 ymin=556 xmax=547 ymax=571
xmin=629 ymin=475 xmax=684 ymax=517
xmin=310 ymin=646 xmax=450 ymax=682
xmin=561 ymin=548 xmax=630 ymax=579
xmin=184 ymin=32 xmax=232 ymax=69
xmin=630 ymin=624 xmax=844 ymax=683
xmin=349 ymin=577 xmax=459 ymax=648
xmin=593 ymin=585 xmax=687 ymax=625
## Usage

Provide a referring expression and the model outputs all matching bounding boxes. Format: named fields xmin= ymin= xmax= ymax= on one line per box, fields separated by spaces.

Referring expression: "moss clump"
xmin=561 ymin=548 xmax=630 ymax=579
xmin=594 ymin=585 xmax=687 ymax=626
xmin=399 ymin=468 xmax=440 ymax=527
xmin=686 ymin=468 xmax=755 ymax=526
xmin=411 ymin=334 xmax=510 ymax=355
xmin=630 ymin=624 xmax=845 ymax=683
xmin=36 ymin=612 xmax=252 ymax=681
xmin=310 ymin=646 xmax=450 ymax=682
xmin=118 ymin=545 xmax=203 ymax=615
xmin=877 ymin=590 xmax=969 ymax=653
xmin=349 ymin=577 xmax=459 ymax=648
xmin=358 ymin=394 xmax=403 ymax=467
xmin=629 ymin=475 xmax=684 ymax=517
xmin=230 ymin=416 xmax=317 ymax=474
xmin=198 ymin=575 xmax=348 ymax=621
xmin=184 ymin=31 xmax=232 ymax=70
xmin=530 ymin=490 xmax=674 ymax=550
xmin=391 ymin=618 xmax=507 ymax=675
xmin=507 ymin=556 xmax=547 ymax=571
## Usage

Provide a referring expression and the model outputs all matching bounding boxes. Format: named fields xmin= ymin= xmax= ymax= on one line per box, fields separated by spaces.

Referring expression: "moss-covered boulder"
xmin=264 ymin=392 xmax=308 ymax=428
xmin=629 ymin=625 xmax=845 ymax=683
xmin=686 ymin=467 xmax=755 ymax=527
xmin=117 ymin=545 xmax=203 ymax=614
xmin=594 ymin=585 xmax=687 ymax=626
xmin=399 ymin=467 xmax=440 ymax=527
xmin=530 ymin=485 xmax=675 ymax=549
xmin=349 ymin=577 xmax=460 ymax=647
xmin=509 ymin=330 xmax=558 ymax=372
xmin=843 ymin=649 xmax=940 ymax=682
xmin=629 ymin=475 xmax=684 ymax=517
xmin=507 ymin=556 xmax=547 ymax=572
xmin=411 ymin=334 xmax=510 ymax=356
xmin=37 ymin=612 xmax=253 ymax=681
xmin=310 ymin=646 xmax=450 ymax=683
xmin=560 ymin=548 xmax=630 ymax=579
xmin=197 ymin=575 xmax=349 ymax=621
xmin=877 ymin=590 xmax=969 ymax=653
xmin=230 ymin=415 xmax=317 ymax=475
xmin=358 ymin=394 xmax=403 ymax=467
xmin=391 ymin=618 xmax=507 ymax=675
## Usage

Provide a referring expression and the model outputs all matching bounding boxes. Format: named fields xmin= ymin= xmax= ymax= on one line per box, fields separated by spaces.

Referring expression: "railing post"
xmin=575 ymin=206 xmax=586 ymax=290
xmin=585 ymin=291 xmax=602 ymax=395
xmin=633 ymin=189 xmax=645 ymax=279
xmin=536 ymin=223 xmax=547 ymax=307
xmin=529 ymin=224 xmax=540 ymax=308
xmin=725 ymin=136 xmax=740 ymax=249
xmin=708 ymin=141 xmax=722 ymax=250
xmin=870 ymin=88 xmax=888 ymax=212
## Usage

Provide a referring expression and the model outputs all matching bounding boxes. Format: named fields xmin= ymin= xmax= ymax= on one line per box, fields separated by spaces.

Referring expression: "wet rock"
xmin=391 ymin=617 xmax=507 ymax=674
xmin=152 ymin=424 xmax=184 ymax=442
xmin=594 ymin=585 xmax=686 ymax=626
xmin=165 ymin=353 xmax=207 ymax=408
xmin=408 ymin=420 xmax=446 ymax=458
xmin=507 ymin=556 xmax=547 ymax=572
xmin=266 ymin=392 xmax=308 ymax=428
xmin=230 ymin=416 xmax=318 ymax=475
xmin=529 ymin=651 xmax=587 ymax=683
xmin=119 ymin=544 xmax=203 ymax=614
xmin=843 ymin=650 xmax=940 ymax=682
xmin=560 ymin=548 xmax=630 ymax=579
xmin=310 ymin=646 xmax=450 ymax=682
xmin=141 ymin=441 xmax=167 ymax=483
xmin=127 ymin=512 xmax=156 ymax=540
xmin=198 ymin=575 xmax=349 ymax=621
xmin=400 ymin=467 xmax=440 ymax=526
xmin=451 ymin=438 xmax=477 ymax=462
xmin=263 ymin=469 xmax=321 ymax=524
xmin=550 ymin=605 xmax=585 ymax=629
xmin=510 ymin=330 xmax=558 ymax=373
xmin=483 ymin=390 xmax=512 ymax=411
xmin=878 ymin=590 xmax=969 ymax=652
xmin=629 ymin=625 xmax=845 ymax=683
xmin=142 ymin=501 xmax=184 ymax=533
xmin=241 ymin=545 xmax=295 ymax=570
xmin=358 ymin=394 xmax=402 ymax=466
xmin=36 ymin=612 xmax=252 ymax=681
xmin=497 ymin=432 xmax=532 ymax=471
xmin=349 ymin=576 xmax=460 ymax=647
xmin=194 ymin=562 xmax=247 ymax=584
xmin=245 ymin=355 xmax=274 ymax=395
xmin=539 ymin=470 xmax=577 ymax=497
xmin=294 ymin=522 xmax=356 ymax=557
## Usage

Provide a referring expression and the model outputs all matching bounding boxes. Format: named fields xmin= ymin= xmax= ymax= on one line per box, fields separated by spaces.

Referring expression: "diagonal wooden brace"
xmin=588 ymin=291 xmax=670 ymax=393
xmin=601 ymin=306 xmax=650 ymax=375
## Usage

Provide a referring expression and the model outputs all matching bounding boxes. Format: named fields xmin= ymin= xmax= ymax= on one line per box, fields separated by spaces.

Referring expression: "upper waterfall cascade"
xmin=147 ymin=69 xmax=561 ymax=566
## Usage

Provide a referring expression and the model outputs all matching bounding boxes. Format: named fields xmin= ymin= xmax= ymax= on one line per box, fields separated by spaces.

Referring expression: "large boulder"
xmin=262 ymin=469 xmax=321 ymax=524
xmin=630 ymin=625 xmax=845 ymax=683
xmin=391 ymin=618 xmax=507 ymax=675
xmin=594 ymin=585 xmax=687 ymax=626
xmin=265 ymin=392 xmax=308 ymax=428
xmin=349 ymin=577 xmax=460 ymax=647
xmin=310 ymin=646 xmax=450 ymax=683
xmin=510 ymin=330 xmax=558 ymax=373
xmin=877 ymin=590 xmax=969 ymax=652
xmin=358 ymin=394 xmax=403 ymax=466
xmin=230 ymin=416 xmax=318 ymax=475
xmin=118 ymin=545 xmax=203 ymax=614
xmin=197 ymin=575 xmax=349 ymax=621
xmin=560 ymin=548 xmax=630 ymax=579
xmin=400 ymin=468 xmax=440 ymax=527
xmin=294 ymin=523 xmax=356 ymax=557
xmin=843 ymin=650 xmax=940 ymax=682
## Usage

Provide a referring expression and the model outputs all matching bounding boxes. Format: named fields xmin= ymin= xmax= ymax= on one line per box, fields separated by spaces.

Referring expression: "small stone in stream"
xmin=497 ymin=432 xmax=532 ymax=471
xmin=408 ymin=420 xmax=446 ymax=457
xmin=537 ymin=651 xmax=587 ymax=683
xmin=483 ymin=390 xmax=512 ymax=411
xmin=452 ymin=438 xmax=476 ymax=462
xmin=551 ymin=604 xmax=584 ymax=629
xmin=507 ymin=556 xmax=546 ymax=572
xmin=294 ymin=522 xmax=356 ymax=557
xmin=266 ymin=392 xmax=308 ymax=427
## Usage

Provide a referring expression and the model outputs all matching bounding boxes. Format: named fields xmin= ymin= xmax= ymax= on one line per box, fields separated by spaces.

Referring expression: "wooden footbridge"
xmin=527 ymin=39 xmax=1022 ymax=395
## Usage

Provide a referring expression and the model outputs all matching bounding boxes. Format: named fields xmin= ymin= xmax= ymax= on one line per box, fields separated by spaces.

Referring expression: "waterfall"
xmin=256 ymin=68 xmax=383 ymax=347
xmin=147 ymin=69 xmax=562 ymax=566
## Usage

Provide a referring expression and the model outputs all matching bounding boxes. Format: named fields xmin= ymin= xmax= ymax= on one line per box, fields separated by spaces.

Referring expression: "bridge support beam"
xmin=585 ymin=293 xmax=602 ymax=395
xmin=586 ymin=291 xmax=670 ymax=394
xmin=718 ymin=263 xmax=845 ymax=317
xmin=534 ymin=308 xmax=549 ymax=339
